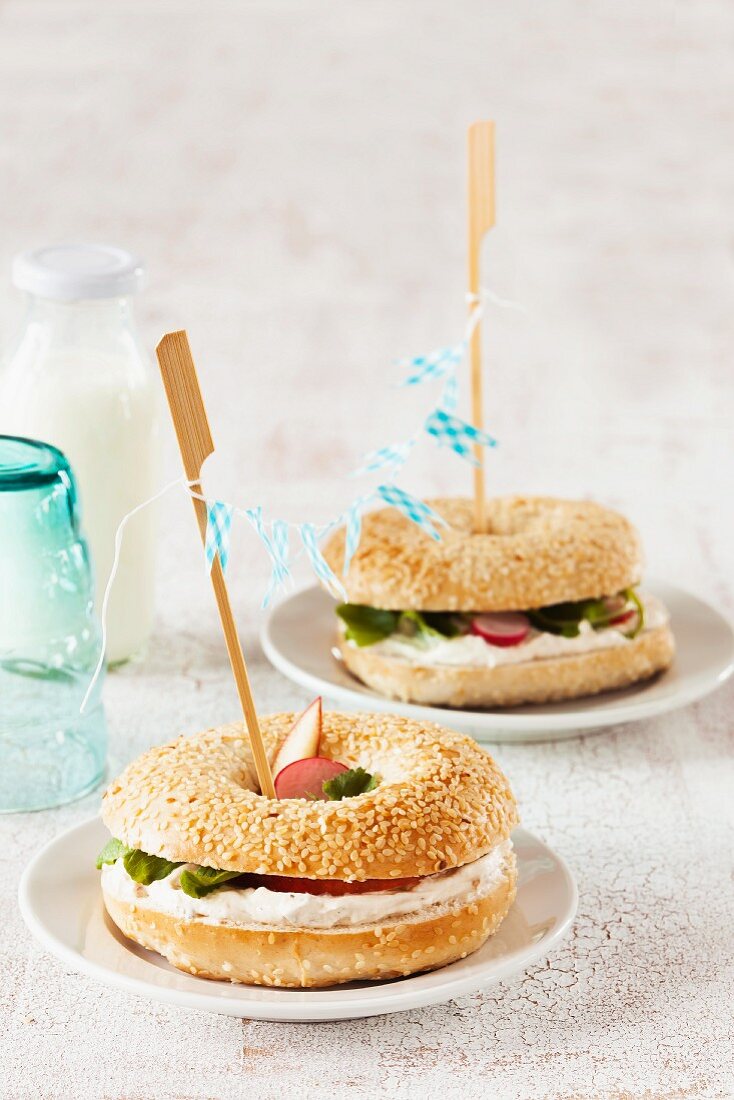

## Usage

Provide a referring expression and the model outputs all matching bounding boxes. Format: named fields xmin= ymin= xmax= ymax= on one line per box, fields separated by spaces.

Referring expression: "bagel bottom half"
xmin=102 ymin=853 xmax=517 ymax=989
xmin=338 ymin=623 xmax=675 ymax=708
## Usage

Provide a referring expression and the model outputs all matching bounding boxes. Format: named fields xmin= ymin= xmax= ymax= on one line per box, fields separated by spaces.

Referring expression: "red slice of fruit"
xmin=250 ymin=873 xmax=421 ymax=896
xmin=470 ymin=612 xmax=531 ymax=647
xmin=274 ymin=756 xmax=348 ymax=800
xmin=272 ymin=697 xmax=323 ymax=776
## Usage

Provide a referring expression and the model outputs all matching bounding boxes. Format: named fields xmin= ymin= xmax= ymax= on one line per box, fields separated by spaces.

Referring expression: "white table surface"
xmin=1 ymin=2 xmax=733 ymax=1097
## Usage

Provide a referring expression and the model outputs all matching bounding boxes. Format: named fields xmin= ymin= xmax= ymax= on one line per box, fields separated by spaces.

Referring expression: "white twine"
xmin=79 ymin=475 xmax=189 ymax=714
xmin=467 ymin=286 xmax=528 ymax=315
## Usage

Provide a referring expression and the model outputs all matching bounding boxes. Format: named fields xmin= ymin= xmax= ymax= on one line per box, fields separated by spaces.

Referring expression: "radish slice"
xmin=470 ymin=612 xmax=531 ymax=647
xmin=610 ymin=608 xmax=636 ymax=628
xmin=274 ymin=756 xmax=348 ymax=800
xmin=602 ymin=595 xmax=628 ymax=618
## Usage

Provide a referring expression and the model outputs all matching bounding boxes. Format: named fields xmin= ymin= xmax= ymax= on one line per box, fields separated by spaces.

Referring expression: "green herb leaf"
xmin=336 ymin=604 xmax=399 ymax=647
xmin=179 ymin=866 xmax=243 ymax=899
xmin=529 ymin=590 xmax=645 ymax=640
xmin=421 ymin=611 xmax=467 ymax=637
xmin=323 ymin=767 xmax=379 ymax=800
xmin=528 ymin=604 xmax=583 ymax=637
xmin=622 ymin=588 xmax=645 ymax=638
xmin=95 ymin=837 xmax=129 ymax=869
xmin=400 ymin=610 xmax=467 ymax=639
xmin=122 ymin=848 xmax=182 ymax=885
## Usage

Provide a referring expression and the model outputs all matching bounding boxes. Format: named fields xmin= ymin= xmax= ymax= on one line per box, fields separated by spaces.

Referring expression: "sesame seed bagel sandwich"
xmin=322 ymin=496 xmax=675 ymax=708
xmin=97 ymin=705 xmax=519 ymax=988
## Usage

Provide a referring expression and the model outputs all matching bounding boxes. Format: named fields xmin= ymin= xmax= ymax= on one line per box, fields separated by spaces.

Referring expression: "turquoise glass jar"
xmin=0 ymin=435 xmax=106 ymax=811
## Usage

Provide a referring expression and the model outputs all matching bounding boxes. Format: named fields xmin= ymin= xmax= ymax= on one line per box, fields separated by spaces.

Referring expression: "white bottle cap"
xmin=12 ymin=243 xmax=145 ymax=301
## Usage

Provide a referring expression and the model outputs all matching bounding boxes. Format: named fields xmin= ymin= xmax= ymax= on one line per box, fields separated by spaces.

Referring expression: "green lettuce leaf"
xmin=122 ymin=848 xmax=182 ymax=885
xmin=323 ymin=767 xmax=379 ymax=800
xmin=336 ymin=604 xmax=399 ymax=646
xmin=179 ymin=866 xmax=243 ymax=899
xmin=95 ymin=837 xmax=129 ymax=869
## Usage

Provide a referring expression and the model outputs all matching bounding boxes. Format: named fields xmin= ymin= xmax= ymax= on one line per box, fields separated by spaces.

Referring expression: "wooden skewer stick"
xmin=467 ymin=120 xmax=496 ymax=533
xmin=156 ymin=330 xmax=276 ymax=799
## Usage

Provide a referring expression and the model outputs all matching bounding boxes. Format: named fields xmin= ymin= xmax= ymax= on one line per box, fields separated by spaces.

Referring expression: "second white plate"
xmin=261 ymin=581 xmax=734 ymax=742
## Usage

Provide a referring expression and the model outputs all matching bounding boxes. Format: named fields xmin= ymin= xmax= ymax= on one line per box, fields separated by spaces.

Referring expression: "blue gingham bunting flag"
xmin=399 ymin=342 xmax=466 ymax=386
xmin=424 ymin=408 xmax=497 ymax=465
xmin=342 ymin=500 xmax=364 ymax=575
xmin=205 ymin=501 xmax=234 ymax=573
xmin=439 ymin=370 xmax=459 ymax=413
xmin=243 ymin=508 xmax=292 ymax=606
xmin=264 ymin=518 xmax=290 ymax=605
xmin=299 ymin=523 xmax=347 ymax=599
xmin=376 ymin=484 xmax=446 ymax=541
xmin=243 ymin=505 xmax=272 ymax=554
xmin=351 ymin=438 xmax=417 ymax=478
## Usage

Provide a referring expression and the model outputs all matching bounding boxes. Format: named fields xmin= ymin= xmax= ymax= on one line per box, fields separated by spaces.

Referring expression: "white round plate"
xmin=19 ymin=817 xmax=576 ymax=1023
xmin=261 ymin=581 xmax=734 ymax=743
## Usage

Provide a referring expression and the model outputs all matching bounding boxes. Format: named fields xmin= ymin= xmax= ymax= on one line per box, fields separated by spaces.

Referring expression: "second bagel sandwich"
xmin=323 ymin=496 xmax=675 ymax=708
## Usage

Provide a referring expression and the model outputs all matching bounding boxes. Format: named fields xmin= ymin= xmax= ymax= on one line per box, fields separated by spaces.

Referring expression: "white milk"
xmin=0 ymin=245 xmax=159 ymax=663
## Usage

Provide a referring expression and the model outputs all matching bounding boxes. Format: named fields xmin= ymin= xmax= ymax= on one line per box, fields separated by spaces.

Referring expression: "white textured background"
xmin=1 ymin=2 xmax=733 ymax=1098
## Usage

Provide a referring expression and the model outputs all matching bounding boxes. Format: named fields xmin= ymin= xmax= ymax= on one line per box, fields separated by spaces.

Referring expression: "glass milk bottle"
xmin=0 ymin=244 xmax=159 ymax=663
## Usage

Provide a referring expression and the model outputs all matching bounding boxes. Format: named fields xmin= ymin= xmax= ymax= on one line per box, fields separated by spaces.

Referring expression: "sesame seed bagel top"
xmin=322 ymin=495 xmax=643 ymax=612
xmin=101 ymin=712 xmax=518 ymax=881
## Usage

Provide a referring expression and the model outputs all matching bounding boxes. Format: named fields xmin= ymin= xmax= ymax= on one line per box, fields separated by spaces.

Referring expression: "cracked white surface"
xmin=1 ymin=1 xmax=733 ymax=1098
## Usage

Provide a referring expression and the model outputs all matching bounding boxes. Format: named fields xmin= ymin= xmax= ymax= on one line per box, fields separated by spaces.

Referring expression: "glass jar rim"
xmin=0 ymin=435 xmax=71 ymax=491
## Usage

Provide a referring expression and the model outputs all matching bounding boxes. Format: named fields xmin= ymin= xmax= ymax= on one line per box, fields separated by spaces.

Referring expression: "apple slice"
xmin=470 ymin=612 xmax=531 ymax=647
xmin=272 ymin=697 xmax=323 ymax=776
xmin=274 ymin=756 xmax=347 ymax=800
xmin=249 ymin=873 xmax=420 ymax=896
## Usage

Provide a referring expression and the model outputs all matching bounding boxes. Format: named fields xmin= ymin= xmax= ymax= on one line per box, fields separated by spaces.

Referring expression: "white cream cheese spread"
xmin=101 ymin=840 xmax=513 ymax=930
xmin=345 ymin=593 xmax=668 ymax=670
